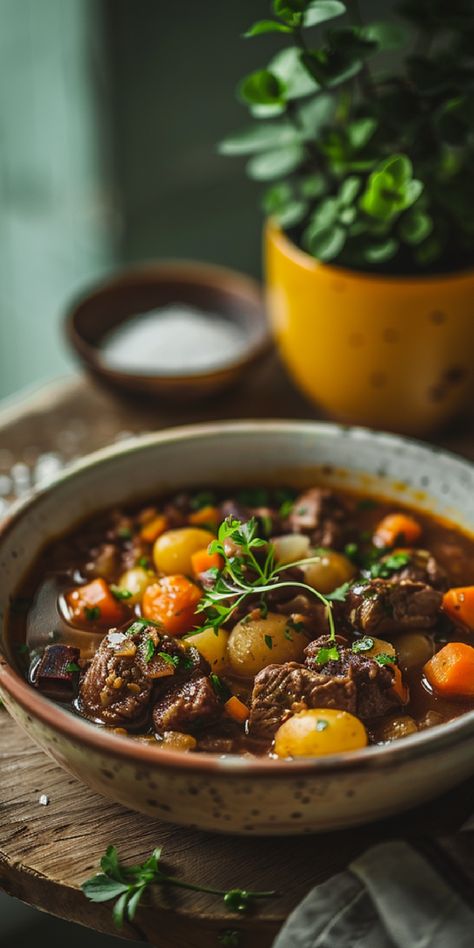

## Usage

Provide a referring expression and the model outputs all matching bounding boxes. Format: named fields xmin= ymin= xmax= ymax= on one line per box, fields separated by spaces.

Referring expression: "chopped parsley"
xmin=138 ymin=556 xmax=150 ymax=569
xmin=117 ymin=526 xmax=132 ymax=541
xmin=144 ymin=638 xmax=156 ymax=663
xmin=352 ymin=636 xmax=374 ymax=653
xmin=210 ymin=673 xmax=230 ymax=701
xmin=315 ymin=645 xmax=340 ymax=666
xmin=326 ymin=581 xmax=352 ymax=602
xmin=110 ymin=585 xmax=133 ymax=601
xmin=126 ymin=618 xmax=163 ymax=635
xmin=278 ymin=498 xmax=294 ymax=519
xmin=315 ymin=719 xmax=329 ymax=731
xmin=286 ymin=617 xmax=306 ymax=633
xmin=344 ymin=542 xmax=359 ymax=562
xmin=375 ymin=653 xmax=396 ymax=666
xmin=284 ymin=627 xmax=293 ymax=641
xmin=370 ymin=552 xmax=411 ymax=579
xmin=85 ymin=606 xmax=101 ymax=622
xmin=156 ymin=650 xmax=179 ymax=667
xmin=264 ymin=634 xmax=273 ymax=650
xmin=65 ymin=661 xmax=80 ymax=673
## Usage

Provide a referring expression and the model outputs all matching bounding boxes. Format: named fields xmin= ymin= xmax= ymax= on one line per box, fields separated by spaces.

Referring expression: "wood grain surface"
xmin=0 ymin=369 xmax=474 ymax=947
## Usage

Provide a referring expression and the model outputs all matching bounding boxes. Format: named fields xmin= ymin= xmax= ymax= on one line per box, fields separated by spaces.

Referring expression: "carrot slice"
xmin=191 ymin=547 xmax=223 ymax=577
xmin=141 ymin=575 xmax=202 ymax=635
xmin=391 ymin=664 xmax=409 ymax=703
xmin=224 ymin=695 xmax=249 ymax=724
xmin=189 ymin=505 xmax=219 ymax=528
xmin=373 ymin=513 xmax=422 ymax=548
xmin=424 ymin=642 xmax=474 ymax=697
xmin=140 ymin=515 xmax=168 ymax=544
xmin=442 ymin=587 xmax=474 ymax=632
xmin=66 ymin=578 xmax=126 ymax=627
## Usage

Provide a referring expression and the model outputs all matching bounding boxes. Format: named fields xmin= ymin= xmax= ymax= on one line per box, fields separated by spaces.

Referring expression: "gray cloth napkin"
xmin=273 ymin=834 xmax=474 ymax=948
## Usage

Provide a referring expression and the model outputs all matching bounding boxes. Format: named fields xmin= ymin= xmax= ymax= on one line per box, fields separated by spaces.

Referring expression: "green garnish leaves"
xmin=197 ymin=516 xmax=340 ymax=655
xmin=344 ymin=542 xmax=359 ymax=562
xmin=144 ymin=638 xmax=156 ymax=663
xmin=264 ymin=634 xmax=273 ymax=650
xmin=85 ymin=606 xmax=101 ymax=622
xmin=210 ymin=673 xmax=230 ymax=701
xmin=117 ymin=527 xmax=133 ymax=541
xmin=375 ymin=653 xmax=396 ymax=666
xmin=315 ymin=719 xmax=329 ymax=731
xmin=315 ymin=645 xmax=340 ymax=666
xmin=326 ymin=581 xmax=352 ymax=602
xmin=126 ymin=618 xmax=163 ymax=636
xmin=370 ymin=551 xmax=411 ymax=579
xmin=65 ymin=661 xmax=81 ymax=673
xmin=284 ymin=627 xmax=293 ymax=641
xmin=352 ymin=636 xmax=374 ymax=653
xmin=279 ymin=498 xmax=294 ymax=519
xmin=156 ymin=650 xmax=179 ymax=668
xmin=138 ymin=556 xmax=150 ymax=569
xmin=110 ymin=585 xmax=133 ymax=601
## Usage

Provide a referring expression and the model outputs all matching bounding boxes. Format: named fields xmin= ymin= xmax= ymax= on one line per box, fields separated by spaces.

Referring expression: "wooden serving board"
xmin=1 ymin=711 xmax=473 ymax=948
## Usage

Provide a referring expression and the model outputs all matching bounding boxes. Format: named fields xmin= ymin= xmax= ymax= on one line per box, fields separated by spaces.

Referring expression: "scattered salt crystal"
xmin=100 ymin=305 xmax=249 ymax=375
xmin=38 ymin=794 xmax=50 ymax=806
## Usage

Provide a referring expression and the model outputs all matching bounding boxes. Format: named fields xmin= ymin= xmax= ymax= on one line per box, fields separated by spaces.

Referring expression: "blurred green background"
xmin=0 ymin=0 xmax=276 ymax=402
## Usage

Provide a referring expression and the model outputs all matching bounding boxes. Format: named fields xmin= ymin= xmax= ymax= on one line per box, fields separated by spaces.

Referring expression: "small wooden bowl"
xmin=65 ymin=261 xmax=271 ymax=400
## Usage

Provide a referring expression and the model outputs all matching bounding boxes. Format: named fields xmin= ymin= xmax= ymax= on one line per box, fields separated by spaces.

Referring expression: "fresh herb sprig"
xmin=82 ymin=846 xmax=276 ymax=930
xmin=196 ymin=516 xmax=339 ymax=647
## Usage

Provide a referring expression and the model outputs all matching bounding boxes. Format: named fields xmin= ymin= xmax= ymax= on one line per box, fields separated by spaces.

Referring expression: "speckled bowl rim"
xmin=1 ymin=420 xmax=474 ymax=778
xmin=267 ymin=219 xmax=474 ymax=286
xmin=65 ymin=260 xmax=272 ymax=383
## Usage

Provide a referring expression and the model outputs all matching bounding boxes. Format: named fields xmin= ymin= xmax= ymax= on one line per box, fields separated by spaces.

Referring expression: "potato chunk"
xmin=274 ymin=708 xmax=368 ymax=758
xmin=227 ymin=613 xmax=309 ymax=679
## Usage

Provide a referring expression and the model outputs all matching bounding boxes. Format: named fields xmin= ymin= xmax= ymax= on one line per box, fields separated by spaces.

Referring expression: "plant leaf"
xmin=297 ymin=93 xmax=334 ymax=135
xmin=247 ymin=144 xmax=306 ymax=180
xmin=239 ymin=70 xmax=286 ymax=107
xmin=244 ymin=20 xmax=293 ymax=37
xmin=219 ymin=122 xmax=300 ymax=155
xmin=347 ymin=116 xmax=377 ymax=150
xmin=81 ymin=875 xmax=130 ymax=903
xmin=306 ymin=224 xmax=346 ymax=260
xmin=304 ymin=1 xmax=346 ymax=28
xmin=361 ymin=21 xmax=407 ymax=51
xmin=338 ymin=175 xmax=361 ymax=206
xmin=362 ymin=238 xmax=399 ymax=263
xmin=399 ymin=210 xmax=433 ymax=245
xmin=270 ymin=47 xmax=319 ymax=99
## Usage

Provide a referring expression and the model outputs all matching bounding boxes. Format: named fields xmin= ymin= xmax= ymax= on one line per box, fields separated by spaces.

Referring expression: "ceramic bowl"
xmin=65 ymin=261 xmax=271 ymax=401
xmin=1 ymin=421 xmax=474 ymax=836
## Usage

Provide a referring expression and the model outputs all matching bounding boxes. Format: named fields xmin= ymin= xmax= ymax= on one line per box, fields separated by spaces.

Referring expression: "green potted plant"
xmin=220 ymin=0 xmax=474 ymax=435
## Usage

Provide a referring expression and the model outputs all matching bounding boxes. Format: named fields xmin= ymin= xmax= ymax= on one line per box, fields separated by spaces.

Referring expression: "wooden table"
xmin=1 ymin=365 xmax=473 ymax=947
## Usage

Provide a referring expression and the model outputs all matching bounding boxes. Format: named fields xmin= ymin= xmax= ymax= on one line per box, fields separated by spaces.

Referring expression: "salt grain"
xmin=38 ymin=794 xmax=50 ymax=806
xmin=101 ymin=305 xmax=248 ymax=375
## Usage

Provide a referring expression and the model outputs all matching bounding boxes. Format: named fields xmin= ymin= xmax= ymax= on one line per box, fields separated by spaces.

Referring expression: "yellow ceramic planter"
xmin=265 ymin=221 xmax=474 ymax=435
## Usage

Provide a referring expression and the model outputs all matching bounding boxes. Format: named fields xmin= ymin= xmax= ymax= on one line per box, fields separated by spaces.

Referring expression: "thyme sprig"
xmin=82 ymin=845 xmax=276 ymax=929
xmin=195 ymin=516 xmax=338 ymax=646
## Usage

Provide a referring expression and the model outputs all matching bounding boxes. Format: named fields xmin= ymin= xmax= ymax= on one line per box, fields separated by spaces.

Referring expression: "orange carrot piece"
xmin=191 ymin=547 xmax=223 ymax=577
xmin=424 ymin=642 xmax=474 ymax=697
xmin=224 ymin=695 xmax=250 ymax=724
xmin=373 ymin=513 xmax=422 ymax=548
xmin=140 ymin=515 xmax=168 ymax=544
xmin=442 ymin=587 xmax=474 ymax=632
xmin=391 ymin=665 xmax=409 ymax=703
xmin=141 ymin=575 xmax=202 ymax=636
xmin=189 ymin=505 xmax=219 ymax=528
xmin=66 ymin=578 xmax=126 ymax=627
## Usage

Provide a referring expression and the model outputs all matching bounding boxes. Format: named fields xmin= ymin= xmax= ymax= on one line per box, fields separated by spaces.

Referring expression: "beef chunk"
xmin=249 ymin=635 xmax=401 ymax=738
xmin=33 ymin=644 xmax=80 ymax=699
xmin=289 ymin=488 xmax=348 ymax=548
xmin=153 ymin=676 xmax=221 ymax=734
xmin=346 ymin=579 xmax=442 ymax=634
xmin=387 ymin=549 xmax=448 ymax=590
xmin=78 ymin=624 xmax=199 ymax=726
xmin=304 ymin=636 xmax=400 ymax=720
xmin=248 ymin=662 xmax=357 ymax=738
